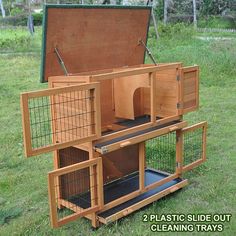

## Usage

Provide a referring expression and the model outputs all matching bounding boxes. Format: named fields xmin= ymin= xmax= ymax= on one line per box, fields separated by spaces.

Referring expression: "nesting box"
xmin=20 ymin=4 xmax=207 ymax=228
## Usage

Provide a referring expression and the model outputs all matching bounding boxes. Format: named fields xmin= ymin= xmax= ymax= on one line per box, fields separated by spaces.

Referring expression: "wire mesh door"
xmin=48 ymin=157 xmax=103 ymax=228
xmin=182 ymin=121 xmax=207 ymax=172
xmin=20 ymin=83 xmax=101 ymax=157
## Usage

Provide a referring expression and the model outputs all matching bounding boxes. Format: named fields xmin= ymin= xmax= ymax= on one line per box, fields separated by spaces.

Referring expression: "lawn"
xmin=0 ymin=26 xmax=236 ymax=235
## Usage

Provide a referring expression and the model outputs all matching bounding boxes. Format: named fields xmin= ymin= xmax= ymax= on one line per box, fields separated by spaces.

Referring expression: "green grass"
xmin=198 ymin=16 xmax=236 ymax=29
xmin=0 ymin=27 xmax=42 ymax=53
xmin=0 ymin=26 xmax=236 ymax=235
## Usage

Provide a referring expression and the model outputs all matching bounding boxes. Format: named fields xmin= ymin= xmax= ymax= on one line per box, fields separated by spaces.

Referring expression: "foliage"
xmin=0 ymin=27 xmax=42 ymax=52
xmin=149 ymin=22 xmax=195 ymax=39
xmin=0 ymin=12 xmax=43 ymax=26
xmin=32 ymin=12 xmax=43 ymax=26
xmin=198 ymin=15 xmax=236 ymax=29
xmin=199 ymin=0 xmax=232 ymax=16
xmin=0 ymin=14 xmax=28 ymax=26
xmin=10 ymin=7 xmax=24 ymax=16
xmin=153 ymin=0 xmax=235 ymax=23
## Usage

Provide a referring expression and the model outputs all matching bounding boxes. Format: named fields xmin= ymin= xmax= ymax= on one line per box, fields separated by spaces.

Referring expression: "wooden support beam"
xmin=176 ymin=130 xmax=183 ymax=177
xmin=139 ymin=142 xmax=145 ymax=191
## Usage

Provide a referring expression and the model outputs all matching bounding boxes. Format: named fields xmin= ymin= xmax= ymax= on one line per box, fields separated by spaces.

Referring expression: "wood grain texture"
xmin=43 ymin=7 xmax=151 ymax=81
xmin=181 ymin=66 xmax=199 ymax=114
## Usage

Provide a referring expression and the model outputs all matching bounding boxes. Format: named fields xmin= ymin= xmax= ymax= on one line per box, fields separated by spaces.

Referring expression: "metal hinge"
xmin=101 ymin=146 xmax=109 ymax=154
xmin=177 ymin=103 xmax=183 ymax=109
xmin=176 ymin=75 xmax=180 ymax=81
xmin=176 ymin=162 xmax=181 ymax=168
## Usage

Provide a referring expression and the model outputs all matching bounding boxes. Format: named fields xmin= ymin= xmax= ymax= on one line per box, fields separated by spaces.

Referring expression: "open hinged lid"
xmin=41 ymin=4 xmax=152 ymax=82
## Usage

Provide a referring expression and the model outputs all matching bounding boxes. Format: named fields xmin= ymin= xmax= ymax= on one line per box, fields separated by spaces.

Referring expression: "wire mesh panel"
xmin=182 ymin=121 xmax=207 ymax=172
xmin=48 ymin=157 xmax=103 ymax=228
xmin=145 ymin=132 xmax=176 ymax=174
xmin=21 ymin=83 xmax=101 ymax=157
xmin=58 ymin=147 xmax=90 ymax=199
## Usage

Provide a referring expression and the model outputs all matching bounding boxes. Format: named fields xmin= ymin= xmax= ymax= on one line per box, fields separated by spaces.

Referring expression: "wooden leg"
xmin=91 ymin=213 xmax=100 ymax=228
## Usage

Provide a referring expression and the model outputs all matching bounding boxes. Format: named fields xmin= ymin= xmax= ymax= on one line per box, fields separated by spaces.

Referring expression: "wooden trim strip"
xmin=94 ymin=83 xmax=102 ymax=137
xmin=59 ymin=199 xmax=85 ymax=213
xmin=57 ymin=206 xmax=100 ymax=227
xmin=97 ymin=157 xmax=104 ymax=209
xmin=144 ymin=173 xmax=178 ymax=192
xmin=22 ymin=83 xmax=99 ymax=98
xmin=150 ymin=72 xmax=157 ymax=123
xmin=202 ymin=123 xmax=207 ymax=162
xmin=91 ymin=63 xmax=181 ymax=81
xmin=48 ymin=174 xmax=58 ymax=228
xmin=180 ymin=65 xmax=199 ymax=73
xmin=28 ymin=134 xmax=97 ymax=157
xmin=100 ymin=189 xmax=141 ymax=213
xmin=48 ymin=157 xmax=100 ymax=177
xmin=182 ymin=121 xmax=207 ymax=133
xmin=182 ymin=159 xmax=204 ymax=172
xmin=59 ymin=199 xmax=93 ymax=220
xmin=20 ymin=94 xmax=33 ymax=157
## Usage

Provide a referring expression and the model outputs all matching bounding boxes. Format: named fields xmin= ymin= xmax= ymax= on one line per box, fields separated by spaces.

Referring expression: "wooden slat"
xmin=23 ymin=83 xmax=98 ymax=98
xmin=183 ymin=71 xmax=197 ymax=80
xmin=97 ymin=157 xmax=104 ymax=209
xmin=183 ymin=93 xmax=196 ymax=102
xmin=150 ymin=72 xmax=157 ymax=123
xmin=182 ymin=121 xmax=207 ymax=133
xmin=144 ymin=173 xmax=178 ymax=192
xmin=20 ymin=94 xmax=33 ymax=157
xmin=182 ymin=159 xmax=204 ymax=172
xmin=49 ymin=158 xmax=99 ymax=177
xmin=58 ymin=206 xmax=100 ymax=227
xmin=94 ymin=84 xmax=102 ymax=138
xmin=183 ymin=78 xmax=196 ymax=89
xmin=48 ymin=174 xmax=58 ymax=228
xmin=91 ymin=63 xmax=182 ymax=81
xmin=181 ymin=66 xmax=199 ymax=115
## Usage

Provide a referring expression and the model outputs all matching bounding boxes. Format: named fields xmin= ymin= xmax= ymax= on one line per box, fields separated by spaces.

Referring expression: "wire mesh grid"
xmin=183 ymin=127 xmax=203 ymax=166
xmin=54 ymin=167 xmax=98 ymax=220
xmin=28 ymin=89 xmax=95 ymax=150
xmin=145 ymin=132 xmax=176 ymax=174
xmin=59 ymin=147 xmax=89 ymax=168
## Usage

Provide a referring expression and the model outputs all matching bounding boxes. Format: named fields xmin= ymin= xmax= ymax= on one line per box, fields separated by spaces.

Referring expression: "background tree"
xmin=193 ymin=0 xmax=197 ymax=28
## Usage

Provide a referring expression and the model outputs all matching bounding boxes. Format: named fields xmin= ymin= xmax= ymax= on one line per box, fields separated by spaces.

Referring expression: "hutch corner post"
xmin=20 ymin=4 xmax=208 ymax=229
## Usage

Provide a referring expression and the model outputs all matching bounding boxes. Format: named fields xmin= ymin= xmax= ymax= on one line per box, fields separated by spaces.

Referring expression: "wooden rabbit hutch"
xmin=20 ymin=5 xmax=207 ymax=228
